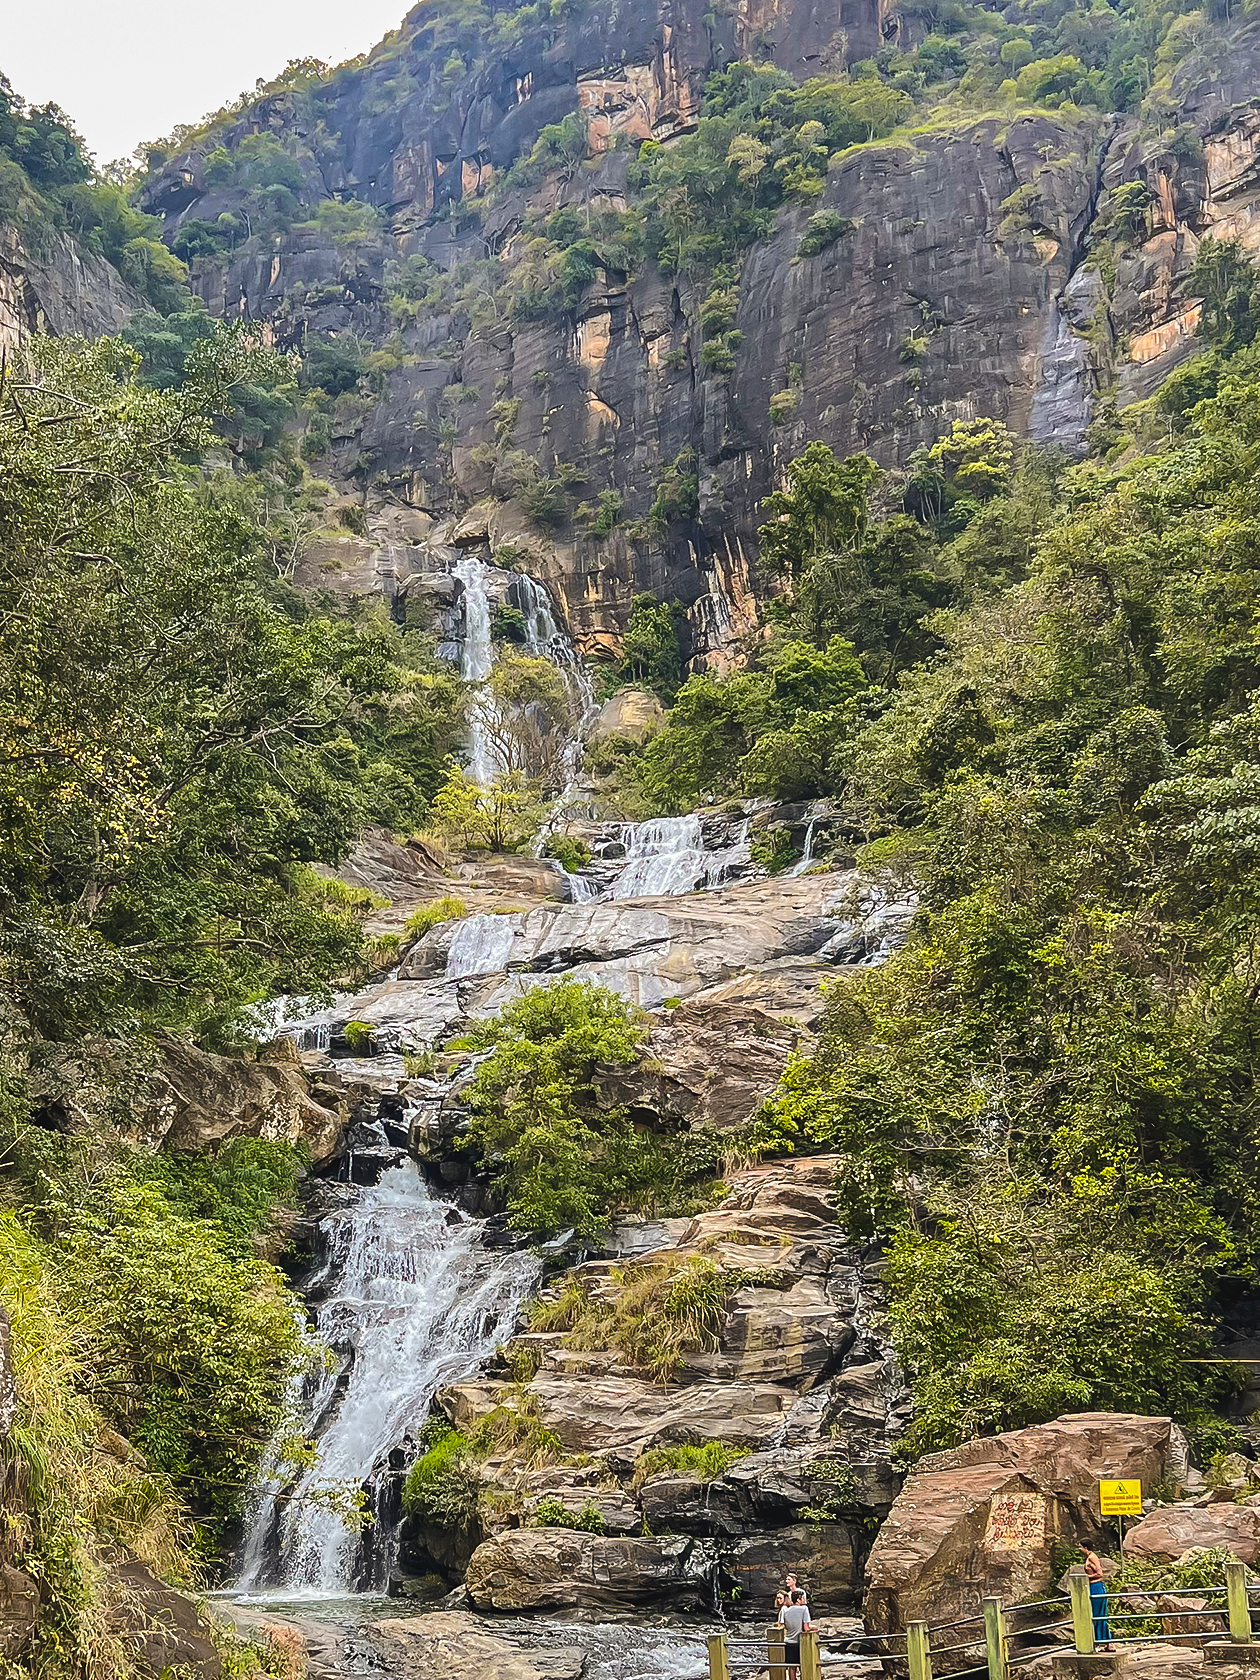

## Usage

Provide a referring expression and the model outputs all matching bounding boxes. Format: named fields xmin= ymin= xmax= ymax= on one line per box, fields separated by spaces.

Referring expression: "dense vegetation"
xmin=0 ymin=325 xmax=469 ymax=1669
xmin=457 ymin=979 xmax=731 ymax=1235
xmin=0 ymin=74 xmax=187 ymax=313
xmin=587 ymin=249 xmax=1260 ymax=1454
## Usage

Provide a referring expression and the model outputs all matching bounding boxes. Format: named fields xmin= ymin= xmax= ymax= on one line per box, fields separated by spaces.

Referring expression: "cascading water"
xmin=235 ymin=1160 xmax=537 ymax=1595
xmin=789 ymin=812 xmax=821 ymax=877
xmin=453 ymin=552 xmax=497 ymax=784
xmin=606 ymin=816 xmax=709 ymax=899
xmin=602 ymin=816 xmax=752 ymax=900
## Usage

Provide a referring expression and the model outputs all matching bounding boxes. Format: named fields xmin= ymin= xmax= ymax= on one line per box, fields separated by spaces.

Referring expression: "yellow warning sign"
xmin=1099 ymin=1479 xmax=1143 ymax=1516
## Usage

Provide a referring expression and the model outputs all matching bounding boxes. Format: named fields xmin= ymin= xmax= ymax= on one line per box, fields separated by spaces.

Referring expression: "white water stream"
xmin=453 ymin=552 xmax=497 ymax=785
xmin=789 ymin=812 xmax=821 ymax=877
xmin=236 ymin=1161 xmax=537 ymax=1594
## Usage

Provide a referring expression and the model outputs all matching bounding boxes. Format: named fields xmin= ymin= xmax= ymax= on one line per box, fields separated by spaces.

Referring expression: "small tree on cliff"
xmin=757 ymin=441 xmax=880 ymax=586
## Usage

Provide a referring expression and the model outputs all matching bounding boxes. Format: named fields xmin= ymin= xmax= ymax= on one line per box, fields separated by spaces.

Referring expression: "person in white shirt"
xmin=778 ymin=1589 xmax=814 ymax=1680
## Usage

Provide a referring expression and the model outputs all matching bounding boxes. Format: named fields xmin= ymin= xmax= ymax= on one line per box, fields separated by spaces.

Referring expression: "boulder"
xmin=439 ymin=1373 xmax=802 ymax=1457
xmin=110 ymin=1560 xmax=223 ymax=1680
xmin=0 ymin=1564 xmax=37 ymax=1659
xmin=1122 ymin=1502 xmax=1260 ymax=1565
xmin=600 ymin=999 xmax=811 ymax=1133
xmin=463 ymin=1528 xmax=715 ymax=1611
xmin=866 ymin=1414 xmax=1187 ymax=1641
xmin=726 ymin=1523 xmax=865 ymax=1612
xmin=129 ymin=1035 xmax=347 ymax=1164
xmin=587 ymin=689 xmax=665 ymax=744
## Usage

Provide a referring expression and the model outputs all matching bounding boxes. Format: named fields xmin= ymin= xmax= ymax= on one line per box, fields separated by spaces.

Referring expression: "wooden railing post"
xmin=907 ymin=1619 xmax=934 ymax=1680
xmin=707 ymin=1631 xmax=731 ymax=1680
xmin=800 ymin=1629 xmax=823 ymax=1680
xmin=1226 ymin=1559 xmax=1253 ymax=1644
xmin=1069 ymin=1570 xmax=1096 ymax=1655
xmin=985 ymin=1597 xmax=1009 ymax=1680
xmin=768 ymin=1624 xmax=787 ymax=1680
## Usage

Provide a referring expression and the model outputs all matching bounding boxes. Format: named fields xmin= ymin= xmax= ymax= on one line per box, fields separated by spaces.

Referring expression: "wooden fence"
xmin=705 ymin=1560 xmax=1259 ymax=1680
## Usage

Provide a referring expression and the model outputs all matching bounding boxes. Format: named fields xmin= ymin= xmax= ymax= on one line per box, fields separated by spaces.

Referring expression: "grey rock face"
xmin=0 ymin=223 xmax=139 ymax=351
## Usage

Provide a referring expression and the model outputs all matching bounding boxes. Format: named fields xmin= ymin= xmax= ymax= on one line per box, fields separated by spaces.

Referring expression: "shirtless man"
xmin=1080 ymin=1542 xmax=1113 ymax=1649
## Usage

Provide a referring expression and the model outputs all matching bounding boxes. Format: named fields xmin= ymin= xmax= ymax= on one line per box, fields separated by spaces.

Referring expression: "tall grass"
xmin=402 ymin=895 xmax=469 ymax=941
xmin=531 ymin=1252 xmax=734 ymax=1383
xmin=0 ymin=1213 xmax=191 ymax=1678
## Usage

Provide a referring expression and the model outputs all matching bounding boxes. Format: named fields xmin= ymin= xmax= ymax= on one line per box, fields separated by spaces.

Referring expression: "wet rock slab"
xmin=367 ymin=1612 xmax=585 ymax=1678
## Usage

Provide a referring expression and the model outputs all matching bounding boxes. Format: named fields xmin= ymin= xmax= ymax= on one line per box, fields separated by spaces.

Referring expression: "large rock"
xmin=1122 ymin=1502 xmax=1260 ymax=1565
xmin=865 ymin=1414 xmax=1188 ymax=1640
xmin=129 ymin=1035 xmax=348 ymax=1164
xmin=602 ymin=999 xmax=812 ymax=1133
xmin=442 ymin=1372 xmax=802 ymax=1458
xmin=726 ymin=1523 xmax=864 ymax=1612
xmin=588 ymin=689 xmax=664 ymax=744
xmin=110 ymin=1560 xmax=223 ymax=1680
xmin=0 ymin=222 xmax=138 ymax=352
xmin=463 ymin=1528 xmax=715 ymax=1612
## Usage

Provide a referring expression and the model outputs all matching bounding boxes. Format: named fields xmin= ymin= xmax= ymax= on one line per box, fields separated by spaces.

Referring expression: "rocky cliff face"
xmin=0 ymin=221 xmax=138 ymax=351
xmin=131 ymin=6 xmax=1260 ymax=658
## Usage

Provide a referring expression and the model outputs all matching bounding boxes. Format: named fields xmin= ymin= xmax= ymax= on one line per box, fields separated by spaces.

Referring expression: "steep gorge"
xmin=116 ymin=3 xmax=1260 ymax=663
xmin=7 ymin=1 xmax=1260 ymax=1675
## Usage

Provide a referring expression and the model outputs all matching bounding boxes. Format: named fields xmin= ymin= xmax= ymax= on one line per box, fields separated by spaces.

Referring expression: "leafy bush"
xmin=543 ymin=834 xmax=592 ymax=873
xmin=403 ymin=895 xmax=469 ymax=941
xmin=533 ymin=1493 xmax=604 ymax=1530
xmin=797 ymin=210 xmax=853 ymax=257
xmin=630 ymin=1440 xmax=751 ymax=1486
xmin=461 ymin=980 xmax=657 ymax=1236
xmin=0 ymin=1213 xmax=191 ymax=1674
xmin=343 ymin=1020 xmax=374 ymax=1053
xmin=402 ymin=1423 xmax=481 ymax=1526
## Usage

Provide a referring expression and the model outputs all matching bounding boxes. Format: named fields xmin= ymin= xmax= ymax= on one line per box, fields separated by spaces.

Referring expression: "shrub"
xmin=0 ymin=1214 xmax=192 ymax=1673
xmin=534 ymin=1494 xmax=605 ymax=1531
xmin=403 ymin=895 xmax=469 ymax=941
xmin=343 ymin=1020 xmax=374 ymax=1053
xmin=630 ymin=1440 xmax=750 ymax=1486
xmin=769 ymin=388 xmax=801 ymax=425
xmin=750 ymin=826 xmax=799 ymax=873
xmin=543 ymin=834 xmax=593 ymax=873
xmin=47 ymin=1173 xmax=312 ymax=1540
xmin=541 ymin=1251 xmax=735 ymax=1383
xmin=402 ymin=1422 xmax=481 ymax=1526
xmin=797 ymin=210 xmax=853 ymax=257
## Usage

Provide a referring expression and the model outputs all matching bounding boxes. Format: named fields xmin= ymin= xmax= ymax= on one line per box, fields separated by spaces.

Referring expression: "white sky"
xmin=3 ymin=0 xmax=412 ymax=167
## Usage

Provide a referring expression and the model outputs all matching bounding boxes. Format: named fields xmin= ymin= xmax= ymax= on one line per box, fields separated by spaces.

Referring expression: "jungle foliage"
xmin=0 ymin=324 xmax=469 ymax=1655
xmin=458 ymin=979 xmax=726 ymax=1236
xmin=735 ymin=272 xmax=1260 ymax=1453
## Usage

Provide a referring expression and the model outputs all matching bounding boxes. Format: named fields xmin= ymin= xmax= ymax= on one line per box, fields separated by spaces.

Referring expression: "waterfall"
xmin=235 ymin=1160 xmax=536 ymax=1595
xmin=453 ymin=552 xmax=497 ymax=785
xmin=789 ymin=812 xmax=821 ymax=877
xmin=607 ymin=816 xmax=709 ymax=899
xmin=553 ymin=862 xmax=601 ymax=903
xmin=445 ymin=912 xmax=519 ymax=980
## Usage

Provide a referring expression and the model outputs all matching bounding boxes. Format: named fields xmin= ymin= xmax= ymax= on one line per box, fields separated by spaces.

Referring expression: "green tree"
xmin=461 ymin=980 xmax=656 ymax=1236
xmin=618 ymin=594 xmax=686 ymax=702
xmin=757 ymin=443 xmax=880 ymax=585
xmin=0 ymin=327 xmax=424 ymax=1040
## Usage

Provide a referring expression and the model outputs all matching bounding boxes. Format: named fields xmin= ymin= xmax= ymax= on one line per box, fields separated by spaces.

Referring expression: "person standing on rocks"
xmin=1080 ymin=1542 xmax=1113 ymax=1649
xmin=785 ymin=1573 xmax=808 ymax=1607
xmin=779 ymin=1588 xmax=814 ymax=1680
